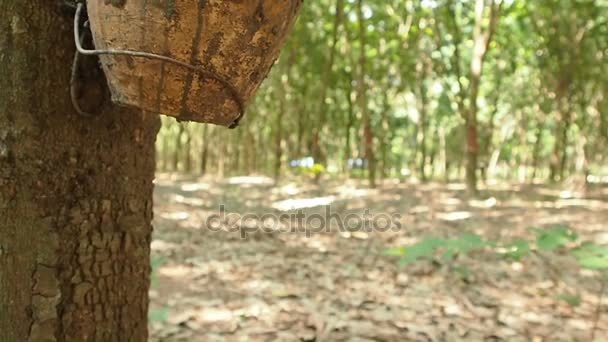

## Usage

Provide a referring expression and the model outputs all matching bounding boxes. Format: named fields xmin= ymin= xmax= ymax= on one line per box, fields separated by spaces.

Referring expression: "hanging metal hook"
xmin=70 ymin=2 xmax=99 ymax=117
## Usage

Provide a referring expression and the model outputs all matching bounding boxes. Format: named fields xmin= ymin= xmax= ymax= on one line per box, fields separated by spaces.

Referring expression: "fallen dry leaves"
xmin=149 ymin=175 xmax=608 ymax=341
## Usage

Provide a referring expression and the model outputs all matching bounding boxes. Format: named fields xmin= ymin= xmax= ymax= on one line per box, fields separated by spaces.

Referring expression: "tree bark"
xmin=0 ymin=2 xmax=160 ymax=341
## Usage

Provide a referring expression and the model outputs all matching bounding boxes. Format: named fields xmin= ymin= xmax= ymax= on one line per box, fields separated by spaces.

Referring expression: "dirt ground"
xmin=149 ymin=174 xmax=608 ymax=341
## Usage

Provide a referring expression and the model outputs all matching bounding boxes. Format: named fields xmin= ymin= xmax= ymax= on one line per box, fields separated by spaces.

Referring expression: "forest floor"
xmin=149 ymin=173 xmax=608 ymax=342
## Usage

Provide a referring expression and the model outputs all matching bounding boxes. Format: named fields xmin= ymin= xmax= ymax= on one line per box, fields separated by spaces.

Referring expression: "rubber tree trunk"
xmin=0 ymin=2 xmax=160 ymax=341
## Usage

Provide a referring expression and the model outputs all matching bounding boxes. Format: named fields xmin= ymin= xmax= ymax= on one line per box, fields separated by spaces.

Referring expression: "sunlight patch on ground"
xmin=446 ymin=183 xmax=466 ymax=191
xmin=278 ymin=183 xmax=301 ymax=196
xmin=555 ymin=199 xmax=608 ymax=210
xmin=303 ymin=236 xmax=329 ymax=252
xmin=151 ymin=239 xmax=179 ymax=252
xmin=536 ymin=188 xmax=586 ymax=199
xmin=337 ymin=185 xmax=374 ymax=198
xmin=506 ymin=198 xmax=608 ymax=210
xmin=227 ymin=176 xmax=274 ymax=186
xmin=197 ymin=308 xmax=234 ymax=322
xmin=595 ymin=233 xmax=608 ymax=244
xmin=159 ymin=211 xmax=190 ymax=221
xmin=172 ymin=194 xmax=205 ymax=207
xmin=436 ymin=211 xmax=472 ymax=221
xmin=536 ymin=214 xmax=580 ymax=226
xmin=180 ymin=182 xmax=210 ymax=192
xmin=159 ymin=265 xmax=192 ymax=278
xmin=242 ymin=279 xmax=274 ymax=291
xmin=468 ymin=197 xmax=497 ymax=208
xmin=440 ymin=197 xmax=462 ymax=206
xmin=409 ymin=205 xmax=430 ymax=214
xmin=272 ymin=196 xmax=336 ymax=211
xmin=340 ymin=231 xmax=369 ymax=240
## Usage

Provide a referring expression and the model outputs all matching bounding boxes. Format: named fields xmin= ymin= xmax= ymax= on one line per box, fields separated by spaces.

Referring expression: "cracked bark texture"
xmin=0 ymin=2 xmax=160 ymax=341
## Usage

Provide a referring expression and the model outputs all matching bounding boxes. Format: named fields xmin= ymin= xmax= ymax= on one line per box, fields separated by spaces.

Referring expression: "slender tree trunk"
xmin=600 ymin=98 xmax=608 ymax=152
xmin=310 ymin=0 xmax=343 ymax=165
xmin=416 ymin=62 xmax=429 ymax=182
xmin=296 ymin=95 xmax=305 ymax=158
xmin=558 ymin=110 xmax=572 ymax=181
xmin=0 ymin=2 xmax=160 ymax=341
xmin=217 ymin=131 xmax=226 ymax=178
xmin=200 ymin=125 xmax=209 ymax=175
xmin=379 ymin=92 xmax=390 ymax=180
xmin=481 ymin=75 xmax=502 ymax=181
xmin=438 ymin=126 xmax=448 ymax=181
xmin=549 ymin=117 xmax=563 ymax=182
xmin=161 ymin=132 xmax=169 ymax=172
xmin=465 ymin=0 xmax=501 ymax=195
xmin=429 ymin=144 xmax=437 ymax=180
xmin=183 ymin=129 xmax=192 ymax=173
xmin=173 ymin=124 xmax=184 ymax=172
xmin=531 ymin=107 xmax=546 ymax=181
xmin=517 ymin=110 xmax=529 ymax=182
xmin=232 ymin=129 xmax=241 ymax=173
xmin=344 ymin=87 xmax=355 ymax=176
xmin=357 ymin=0 xmax=376 ymax=188
xmin=274 ymin=76 xmax=286 ymax=181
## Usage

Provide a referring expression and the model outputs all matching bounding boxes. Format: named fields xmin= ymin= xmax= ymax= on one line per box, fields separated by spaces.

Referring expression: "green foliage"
xmin=385 ymin=234 xmax=491 ymax=266
xmin=386 ymin=236 xmax=431 ymax=265
xmin=149 ymin=256 xmax=170 ymax=323
xmin=554 ymin=293 xmax=582 ymax=307
xmin=441 ymin=233 xmax=492 ymax=260
xmin=571 ymin=242 xmax=608 ymax=270
xmin=502 ymin=239 xmax=530 ymax=261
xmin=151 ymin=256 xmax=166 ymax=288
xmin=529 ymin=226 xmax=578 ymax=251
xmin=385 ymin=225 xmax=608 ymax=272
xmin=149 ymin=307 xmax=170 ymax=324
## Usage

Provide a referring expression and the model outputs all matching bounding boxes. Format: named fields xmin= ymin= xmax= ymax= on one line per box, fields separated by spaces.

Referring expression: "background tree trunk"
xmin=311 ymin=0 xmax=343 ymax=165
xmin=357 ymin=0 xmax=376 ymax=188
xmin=173 ymin=124 xmax=184 ymax=172
xmin=274 ymin=77 xmax=286 ymax=181
xmin=0 ymin=2 xmax=159 ymax=341
xmin=465 ymin=0 xmax=501 ymax=195
xmin=200 ymin=125 xmax=209 ymax=175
